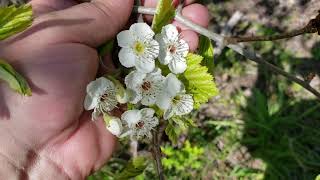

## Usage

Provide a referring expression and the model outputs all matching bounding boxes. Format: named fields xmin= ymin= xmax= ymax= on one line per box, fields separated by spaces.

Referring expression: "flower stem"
xmin=152 ymin=128 xmax=165 ymax=180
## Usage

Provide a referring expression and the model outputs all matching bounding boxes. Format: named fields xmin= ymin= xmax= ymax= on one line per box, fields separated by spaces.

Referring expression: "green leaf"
xmin=0 ymin=59 xmax=31 ymax=96
xmin=0 ymin=5 xmax=33 ymax=40
xmin=198 ymin=35 xmax=214 ymax=75
xmin=151 ymin=0 xmax=175 ymax=34
xmin=179 ymin=53 xmax=218 ymax=109
xmin=98 ymin=40 xmax=114 ymax=57
xmin=165 ymin=116 xmax=194 ymax=144
xmin=165 ymin=120 xmax=179 ymax=144
xmin=316 ymin=174 xmax=320 ymax=180
xmin=114 ymin=156 xmax=148 ymax=180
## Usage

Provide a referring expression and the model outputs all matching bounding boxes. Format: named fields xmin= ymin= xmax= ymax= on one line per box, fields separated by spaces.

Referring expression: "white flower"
xmin=105 ymin=116 xmax=123 ymax=137
xmin=84 ymin=77 xmax=118 ymax=120
xmin=121 ymin=108 xmax=159 ymax=140
xmin=156 ymin=74 xmax=193 ymax=120
xmin=125 ymin=68 xmax=165 ymax=105
xmin=156 ymin=24 xmax=189 ymax=74
xmin=117 ymin=23 xmax=159 ymax=73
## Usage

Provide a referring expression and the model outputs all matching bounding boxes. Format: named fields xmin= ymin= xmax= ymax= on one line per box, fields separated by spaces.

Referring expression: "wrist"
xmin=0 ymin=128 xmax=70 ymax=179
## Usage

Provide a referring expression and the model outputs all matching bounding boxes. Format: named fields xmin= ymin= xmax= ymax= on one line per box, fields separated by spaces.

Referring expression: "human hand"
xmin=0 ymin=0 xmax=209 ymax=179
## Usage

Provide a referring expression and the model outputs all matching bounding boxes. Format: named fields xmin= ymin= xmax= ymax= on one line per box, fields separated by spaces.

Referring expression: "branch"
xmin=224 ymin=16 xmax=319 ymax=43
xmin=133 ymin=6 xmax=320 ymax=100
xmin=152 ymin=128 xmax=164 ymax=180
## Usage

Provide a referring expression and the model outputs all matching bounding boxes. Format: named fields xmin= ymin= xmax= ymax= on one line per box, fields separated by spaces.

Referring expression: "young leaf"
xmin=151 ymin=0 xmax=175 ymax=33
xmin=165 ymin=119 xmax=179 ymax=144
xmin=198 ymin=35 xmax=214 ymax=74
xmin=179 ymin=53 xmax=218 ymax=109
xmin=114 ymin=156 xmax=148 ymax=180
xmin=0 ymin=5 xmax=33 ymax=40
xmin=0 ymin=59 xmax=31 ymax=96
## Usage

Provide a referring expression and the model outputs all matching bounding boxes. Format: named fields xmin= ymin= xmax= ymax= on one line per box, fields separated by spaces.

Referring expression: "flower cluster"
xmin=84 ymin=23 xmax=194 ymax=140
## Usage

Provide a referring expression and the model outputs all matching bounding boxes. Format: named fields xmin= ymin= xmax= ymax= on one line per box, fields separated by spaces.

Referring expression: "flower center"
xmin=168 ymin=45 xmax=176 ymax=54
xmin=172 ymin=95 xmax=181 ymax=104
xmin=100 ymin=93 xmax=108 ymax=101
xmin=134 ymin=41 xmax=145 ymax=55
xmin=141 ymin=81 xmax=152 ymax=91
xmin=135 ymin=121 xmax=145 ymax=128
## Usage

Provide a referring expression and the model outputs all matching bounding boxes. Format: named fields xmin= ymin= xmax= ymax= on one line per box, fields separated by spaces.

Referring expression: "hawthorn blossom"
xmin=156 ymin=24 xmax=189 ymax=74
xmin=156 ymin=74 xmax=193 ymax=120
xmin=125 ymin=68 xmax=165 ymax=105
xmin=105 ymin=116 xmax=123 ymax=137
xmin=84 ymin=77 xmax=118 ymax=120
xmin=117 ymin=23 xmax=159 ymax=73
xmin=120 ymin=108 xmax=159 ymax=140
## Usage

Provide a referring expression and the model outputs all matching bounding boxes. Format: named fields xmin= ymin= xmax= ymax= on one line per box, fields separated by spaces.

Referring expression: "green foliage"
xmin=316 ymin=174 xmax=320 ymax=180
xmin=241 ymin=89 xmax=320 ymax=180
xmin=198 ymin=35 xmax=214 ymax=75
xmin=98 ymin=40 xmax=114 ymax=57
xmin=114 ymin=156 xmax=148 ymax=180
xmin=230 ymin=166 xmax=264 ymax=180
xmin=151 ymin=0 xmax=175 ymax=34
xmin=165 ymin=116 xmax=195 ymax=144
xmin=0 ymin=5 xmax=33 ymax=40
xmin=0 ymin=59 xmax=31 ymax=96
xmin=161 ymin=140 xmax=204 ymax=179
xmin=165 ymin=119 xmax=180 ymax=144
xmin=180 ymin=53 xmax=218 ymax=109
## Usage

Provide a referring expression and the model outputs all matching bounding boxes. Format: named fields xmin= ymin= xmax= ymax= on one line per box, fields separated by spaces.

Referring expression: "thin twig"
xmin=152 ymin=129 xmax=164 ymax=180
xmin=225 ymin=26 xmax=316 ymax=44
xmin=133 ymin=6 xmax=320 ymax=100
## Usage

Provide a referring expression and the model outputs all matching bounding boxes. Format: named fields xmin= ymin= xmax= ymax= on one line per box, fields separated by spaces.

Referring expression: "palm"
xmin=0 ymin=21 xmax=116 ymax=178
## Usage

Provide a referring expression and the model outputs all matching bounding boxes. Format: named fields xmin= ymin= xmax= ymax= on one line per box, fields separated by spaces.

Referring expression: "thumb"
xmin=37 ymin=0 xmax=134 ymax=47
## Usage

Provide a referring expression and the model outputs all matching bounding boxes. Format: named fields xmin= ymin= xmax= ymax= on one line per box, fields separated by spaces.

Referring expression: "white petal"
xmin=177 ymin=39 xmax=189 ymax=57
xmin=158 ymin=48 xmax=173 ymax=65
xmin=106 ymin=117 xmax=123 ymax=137
xmin=174 ymin=94 xmax=194 ymax=116
xmin=156 ymin=93 xmax=172 ymax=110
xmin=92 ymin=108 xmax=101 ymax=120
xmin=164 ymin=74 xmax=183 ymax=97
xmin=141 ymin=95 xmax=157 ymax=105
xmin=162 ymin=24 xmax=179 ymax=42
xmin=146 ymin=40 xmax=160 ymax=59
xmin=124 ymin=70 xmax=146 ymax=89
xmin=117 ymin=30 xmax=135 ymax=48
xmin=168 ymin=57 xmax=187 ymax=74
xmin=130 ymin=90 xmax=142 ymax=104
xmin=140 ymin=108 xmax=155 ymax=118
xmin=84 ymin=94 xmax=99 ymax=110
xmin=135 ymin=58 xmax=155 ymax=73
xmin=86 ymin=77 xmax=115 ymax=97
xmin=163 ymin=107 xmax=175 ymax=120
xmin=121 ymin=110 xmax=141 ymax=127
xmin=119 ymin=129 xmax=133 ymax=138
xmin=130 ymin=23 xmax=155 ymax=40
xmin=119 ymin=48 xmax=136 ymax=68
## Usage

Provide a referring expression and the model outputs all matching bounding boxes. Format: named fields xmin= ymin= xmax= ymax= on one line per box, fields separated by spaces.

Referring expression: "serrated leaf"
xmin=165 ymin=120 xmax=179 ymax=144
xmin=151 ymin=0 xmax=175 ymax=34
xmin=179 ymin=53 xmax=218 ymax=109
xmin=114 ymin=156 xmax=148 ymax=180
xmin=0 ymin=59 xmax=31 ymax=96
xmin=198 ymin=35 xmax=214 ymax=75
xmin=0 ymin=5 xmax=33 ymax=40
